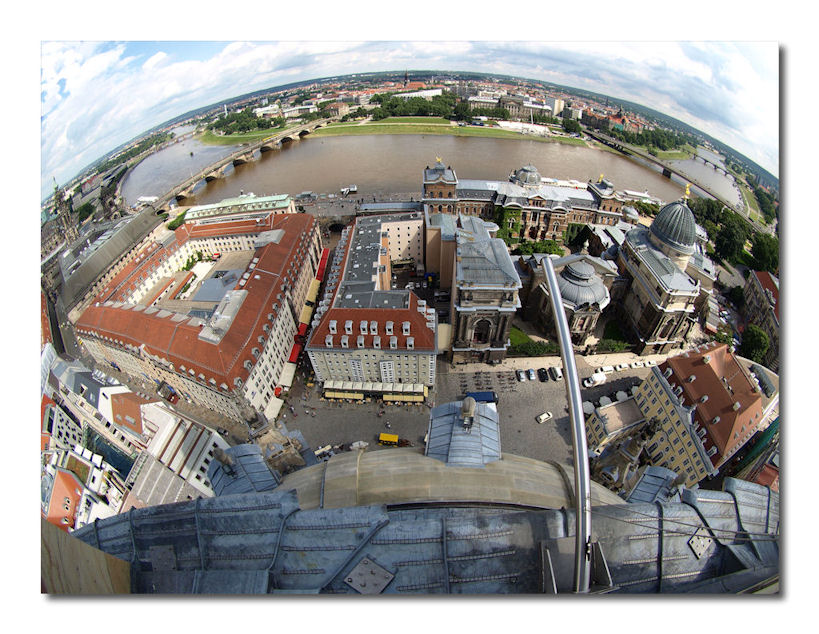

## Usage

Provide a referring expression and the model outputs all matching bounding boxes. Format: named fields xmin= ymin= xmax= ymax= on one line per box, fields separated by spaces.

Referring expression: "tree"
xmin=751 ymin=233 xmax=779 ymax=273
xmin=561 ymin=118 xmax=581 ymax=134
xmin=714 ymin=223 xmax=745 ymax=262
xmin=738 ymin=324 xmax=769 ymax=363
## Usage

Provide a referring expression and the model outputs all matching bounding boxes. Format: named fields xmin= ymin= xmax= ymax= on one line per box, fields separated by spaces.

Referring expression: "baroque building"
xmin=616 ymin=200 xmax=701 ymax=354
xmin=450 ymin=215 xmax=521 ymax=364
xmin=421 ymin=160 xmax=622 ymax=247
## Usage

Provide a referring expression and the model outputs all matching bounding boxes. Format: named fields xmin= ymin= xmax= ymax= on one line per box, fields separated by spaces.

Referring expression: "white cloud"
xmin=40 ymin=40 xmax=779 ymax=197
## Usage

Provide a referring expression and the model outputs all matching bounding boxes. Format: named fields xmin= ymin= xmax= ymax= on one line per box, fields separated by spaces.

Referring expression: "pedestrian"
xmin=385 ymin=421 xmax=391 ymax=429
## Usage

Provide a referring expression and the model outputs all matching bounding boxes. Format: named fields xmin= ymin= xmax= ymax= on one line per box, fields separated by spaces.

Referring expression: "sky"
xmin=40 ymin=38 xmax=779 ymax=199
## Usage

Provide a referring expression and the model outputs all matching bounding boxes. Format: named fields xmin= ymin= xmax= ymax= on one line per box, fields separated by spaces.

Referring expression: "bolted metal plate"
xmin=688 ymin=528 xmax=713 ymax=560
xmin=343 ymin=556 xmax=394 ymax=594
xmin=149 ymin=544 xmax=177 ymax=571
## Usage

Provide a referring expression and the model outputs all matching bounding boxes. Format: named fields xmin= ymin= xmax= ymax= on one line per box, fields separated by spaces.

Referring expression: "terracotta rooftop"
xmin=41 ymin=291 xmax=53 ymax=349
xmin=45 ymin=468 xmax=83 ymax=532
xmin=76 ymin=213 xmax=317 ymax=389
xmin=663 ymin=342 xmax=762 ymax=465
xmin=110 ymin=392 xmax=155 ymax=436
xmin=753 ymin=270 xmax=779 ymax=322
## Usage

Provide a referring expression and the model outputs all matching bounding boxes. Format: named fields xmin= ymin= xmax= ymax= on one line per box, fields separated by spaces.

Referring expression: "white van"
xmin=596 ymin=365 xmax=616 ymax=374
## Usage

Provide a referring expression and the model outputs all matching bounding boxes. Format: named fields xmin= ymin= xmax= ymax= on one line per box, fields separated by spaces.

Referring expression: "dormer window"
xmin=357 ymin=335 xmax=365 ymax=348
xmin=360 ymin=320 xmax=368 ymax=335
xmin=390 ymin=336 xmax=397 ymax=350
xmin=402 ymin=321 xmax=410 ymax=335
xmin=325 ymin=335 xmax=333 ymax=348
xmin=386 ymin=321 xmax=394 ymax=335
xmin=329 ymin=320 xmax=337 ymax=334
xmin=370 ymin=320 xmax=378 ymax=335
xmin=407 ymin=336 xmax=414 ymax=350
xmin=345 ymin=320 xmax=353 ymax=335
xmin=373 ymin=336 xmax=381 ymax=349
xmin=341 ymin=335 xmax=349 ymax=349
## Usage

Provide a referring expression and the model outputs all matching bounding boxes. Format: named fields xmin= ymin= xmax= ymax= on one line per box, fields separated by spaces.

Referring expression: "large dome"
xmin=557 ymin=260 xmax=609 ymax=310
xmin=512 ymin=164 xmax=542 ymax=187
xmin=649 ymin=200 xmax=697 ymax=255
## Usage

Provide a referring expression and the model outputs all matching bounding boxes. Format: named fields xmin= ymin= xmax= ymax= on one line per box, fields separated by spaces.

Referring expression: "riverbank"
xmin=311 ymin=121 xmax=590 ymax=146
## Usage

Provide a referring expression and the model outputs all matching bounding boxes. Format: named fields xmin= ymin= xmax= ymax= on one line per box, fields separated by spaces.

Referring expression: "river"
xmin=121 ymin=132 xmax=739 ymax=209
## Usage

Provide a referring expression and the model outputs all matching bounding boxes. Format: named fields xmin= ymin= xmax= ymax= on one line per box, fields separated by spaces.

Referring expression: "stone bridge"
xmin=584 ymin=129 xmax=770 ymax=235
xmin=151 ymin=117 xmax=337 ymax=210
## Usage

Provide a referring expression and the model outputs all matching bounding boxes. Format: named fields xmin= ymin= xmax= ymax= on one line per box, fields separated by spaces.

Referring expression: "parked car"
xmin=537 ymin=368 xmax=549 ymax=382
xmin=630 ymin=361 xmax=645 ymax=368
xmin=596 ymin=366 xmax=616 ymax=374
xmin=615 ymin=363 xmax=629 ymax=371
xmin=516 ymin=369 xmax=527 ymax=381
xmin=582 ymin=372 xmax=606 ymax=388
xmin=527 ymin=368 xmax=537 ymax=381
xmin=644 ymin=359 xmax=657 ymax=366
xmin=549 ymin=366 xmax=563 ymax=381
xmin=536 ymin=411 xmax=553 ymax=424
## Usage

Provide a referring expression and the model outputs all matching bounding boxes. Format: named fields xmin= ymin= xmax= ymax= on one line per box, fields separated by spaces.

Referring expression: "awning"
xmin=264 ymin=396 xmax=284 ymax=420
xmin=298 ymin=305 xmax=314 ymax=324
xmin=288 ymin=343 xmax=303 ymax=363
xmin=306 ymin=279 xmax=321 ymax=303
xmin=278 ymin=362 xmax=297 ymax=388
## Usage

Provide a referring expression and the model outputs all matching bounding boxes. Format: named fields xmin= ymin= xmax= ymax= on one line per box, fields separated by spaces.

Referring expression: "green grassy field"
xmin=311 ymin=122 xmax=589 ymax=146
xmin=199 ymin=128 xmax=286 ymax=145
xmin=376 ymin=116 xmax=452 ymax=125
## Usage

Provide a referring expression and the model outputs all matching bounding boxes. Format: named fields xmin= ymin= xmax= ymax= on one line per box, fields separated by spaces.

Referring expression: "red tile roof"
xmin=41 ymin=291 xmax=53 ymax=349
xmin=44 ymin=468 xmax=83 ymax=532
xmin=76 ymin=214 xmax=317 ymax=388
xmin=753 ymin=271 xmax=779 ymax=321
xmin=110 ymin=392 xmax=154 ymax=436
xmin=663 ymin=342 xmax=762 ymax=466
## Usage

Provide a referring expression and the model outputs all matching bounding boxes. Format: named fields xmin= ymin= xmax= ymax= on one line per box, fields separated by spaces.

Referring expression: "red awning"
xmin=274 ymin=386 xmax=282 ymax=397
xmin=288 ymin=343 xmax=303 ymax=363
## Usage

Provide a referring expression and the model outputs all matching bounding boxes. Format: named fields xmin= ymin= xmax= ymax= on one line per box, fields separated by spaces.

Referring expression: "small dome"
xmin=557 ymin=260 xmax=609 ymax=309
xmin=513 ymin=164 xmax=542 ymax=187
xmin=650 ymin=200 xmax=696 ymax=254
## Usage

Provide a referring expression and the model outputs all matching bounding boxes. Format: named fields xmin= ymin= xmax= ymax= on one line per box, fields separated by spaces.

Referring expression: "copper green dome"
xmin=649 ymin=200 xmax=696 ymax=255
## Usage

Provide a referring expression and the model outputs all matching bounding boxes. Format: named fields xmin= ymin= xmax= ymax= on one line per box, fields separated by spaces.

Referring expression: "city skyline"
xmin=40 ymin=40 xmax=779 ymax=198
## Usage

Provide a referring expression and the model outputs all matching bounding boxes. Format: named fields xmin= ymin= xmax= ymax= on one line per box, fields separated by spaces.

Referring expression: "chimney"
xmin=733 ymin=401 xmax=741 ymax=411
xmin=700 ymin=395 xmax=709 ymax=403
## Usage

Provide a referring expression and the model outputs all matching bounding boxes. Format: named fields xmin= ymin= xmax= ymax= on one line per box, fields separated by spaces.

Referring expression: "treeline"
xmin=688 ymin=197 xmax=778 ymax=273
xmin=96 ymin=132 xmax=173 ymax=173
xmin=752 ymin=186 xmax=778 ymax=223
xmin=608 ymin=127 xmax=695 ymax=152
xmin=211 ymin=108 xmax=284 ymax=134
xmin=369 ymin=91 xmax=458 ymax=120
xmin=452 ymin=101 xmax=509 ymax=121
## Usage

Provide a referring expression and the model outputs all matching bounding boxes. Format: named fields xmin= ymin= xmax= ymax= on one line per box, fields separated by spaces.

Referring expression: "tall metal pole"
xmin=541 ymin=257 xmax=592 ymax=593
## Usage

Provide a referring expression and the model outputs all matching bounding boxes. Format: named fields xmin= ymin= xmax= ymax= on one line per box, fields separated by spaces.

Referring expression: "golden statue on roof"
xmin=685 ymin=183 xmax=691 ymax=199
xmin=436 ymin=156 xmax=443 ymax=164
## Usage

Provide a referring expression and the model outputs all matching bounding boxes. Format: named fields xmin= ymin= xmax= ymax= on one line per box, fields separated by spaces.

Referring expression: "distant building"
xmin=743 ymin=271 xmax=779 ymax=372
xmin=393 ymin=88 xmax=442 ymax=101
xmin=421 ymin=160 xmax=619 ymax=245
